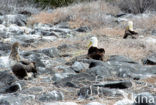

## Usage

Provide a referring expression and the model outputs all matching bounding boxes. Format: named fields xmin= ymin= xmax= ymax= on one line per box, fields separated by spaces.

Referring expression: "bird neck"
xmin=9 ymin=49 xmax=20 ymax=62
xmin=128 ymin=24 xmax=133 ymax=31
xmin=92 ymin=41 xmax=98 ymax=47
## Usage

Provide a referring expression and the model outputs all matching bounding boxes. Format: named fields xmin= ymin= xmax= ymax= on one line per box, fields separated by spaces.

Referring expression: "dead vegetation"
xmin=133 ymin=15 xmax=156 ymax=31
xmin=25 ymin=0 xmax=156 ymax=68
xmin=27 ymin=0 xmax=120 ymax=28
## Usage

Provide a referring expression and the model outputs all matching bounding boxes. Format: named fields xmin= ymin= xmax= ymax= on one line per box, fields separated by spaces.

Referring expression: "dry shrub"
xmin=118 ymin=0 xmax=156 ymax=14
xmin=28 ymin=0 xmax=121 ymax=28
xmin=27 ymin=8 xmax=70 ymax=25
xmin=68 ymin=18 xmax=90 ymax=29
xmin=142 ymin=76 xmax=156 ymax=84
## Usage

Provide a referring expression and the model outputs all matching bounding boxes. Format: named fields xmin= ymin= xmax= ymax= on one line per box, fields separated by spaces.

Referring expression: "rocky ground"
xmin=0 ymin=1 xmax=156 ymax=105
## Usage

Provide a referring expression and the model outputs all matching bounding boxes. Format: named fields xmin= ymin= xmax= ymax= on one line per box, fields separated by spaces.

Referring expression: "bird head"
xmin=88 ymin=37 xmax=98 ymax=48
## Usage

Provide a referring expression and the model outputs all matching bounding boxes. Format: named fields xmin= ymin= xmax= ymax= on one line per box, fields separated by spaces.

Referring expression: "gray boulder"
xmin=78 ymin=86 xmax=120 ymax=98
xmin=152 ymin=30 xmax=156 ymax=36
xmin=108 ymin=55 xmax=138 ymax=64
xmin=142 ymin=53 xmax=156 ymax=65
xmin=0 ymin=42 xmax=11 ymax=53
xmin=71 ymin=61 xmax=88 ymax=73
xmin=0 ymin=71 xmax=16 ymax=87
xmin=87 ymin=65 xmax=113 ymax=78
xmin=40 ymin=47 xmax=59 ymax=58
xmin=94 ymin=80 xmax=132 ymax=89
xmin=54 ymin=73 xmax=95 ymax=88
xmin=3 ymin=14 xmax=27 ymax=26
xmin=38 ymin=90 xmax=64 ymax=102
xmin=75 ymin=26 xmax=91 ymax=32
xmin=52 ymin=73 xmax=75 ymax=82
xmin=0 ymin=100 xmax=10 ymax=105
xmin=0 ymin=94 xmax=34 ymax=105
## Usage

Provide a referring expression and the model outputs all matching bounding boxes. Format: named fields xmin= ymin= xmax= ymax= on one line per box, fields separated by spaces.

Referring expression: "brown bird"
xmin=87 ymin=37 xmax=105 ymax=61
xmin=123 ymin=21 xmax=138 ymax=39
xmin=9 ymin=42 xmax=37 ymax=80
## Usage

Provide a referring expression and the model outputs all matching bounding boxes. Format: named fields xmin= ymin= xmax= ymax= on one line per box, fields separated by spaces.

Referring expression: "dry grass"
xmin=27 ymin=0 xmax=121 ymax=28
xmin=92 ymin=27 xmax=124 ymax=37
xmin=99 ymin=37 xmax=156 ymax=61
xmin=133 ymin=15 xmax=156 ymax=31
xmin=27 ymin=9 xmax=69 ymax=25
xmin=21 ymin=36 xmax=87 ymax=51
xmin=142 ymin=76 xmax=156 ymax=84
xmin=22 ymin=33 xmax=156 ymax=62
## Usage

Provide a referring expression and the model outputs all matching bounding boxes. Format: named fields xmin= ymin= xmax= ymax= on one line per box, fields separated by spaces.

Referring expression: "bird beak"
xmin=88 ymin=41 xmax=92 ymax=48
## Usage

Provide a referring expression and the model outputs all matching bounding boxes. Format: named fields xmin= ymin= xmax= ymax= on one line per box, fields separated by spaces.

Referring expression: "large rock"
xmin=0 ymin=99 xmax=10 ymax=105
xmin=40 ymin=47 xmax=59 ymax=58
xmin=88 ymin=60 xmax=105 ymax=68
xmin=38 ymin=90 xmax=64 ymax=102
xmin=0 ymin=56 xmax=10 ymax=68
xmin=94 ymin=80 xmax=132 ymax=89
xmin=3 ymin=14 xmax=27 ymax=26
xmin=71 ymin=61 xmax=88 ymax=73
xmin=7 ymin=24 xmax=24 ymax=34
xmin=57 ymin=43 xmax=79 ymax=52
xmin=5 ymin=83 xmax=21 ymax=93
xmin=23 ymin=47 xmax=60 ymax=58
xmin=0 ymin=94 xmax=34 ymax=105
xmin=0 ymin=42 xmax=11 ymax=53
xmin=152 ymin=30 xmax=156 ymax=36
xmin=142 ymin=53 xmax=156 ymax=65
xmin=41 ymin=30 xmax=58 ymax=37
xmin=52 ymin=73 xmax=75 ymax=82
xmin=106 ymin=55 xmax=141 ymax=78
xmin=22 ymin=51 xmax=60 ymax=68
xmin=75 ymin=26 xmax=91 ymax=32
xmin=22 ymin=86 xmax=43 ymax=95
xmin=55 ymin=65 xmax=75 ymax=73
xmin=78 ymin=86 xmax=121 ymax=98
xmin=116 ymin=63 xmax=141 ymax=78
xmin=140 ymin=65 xmax=156 ymax=74
xmin=0 ymin=72 xmax=25 ymax=94
xmin=54 ymin=73 xmax=95 ymax=88
xmin=0 ymin=71 xmax=16 ymax=87
xmin=22 ymin=52 xmax=47 ymax=67
xmin=87 ymin=65 xmax=113 ymax=78
xmin=18 ymin=10 xmax=32 ymax=16
xmin=107 ymin=55 xmax=138 ymax=64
